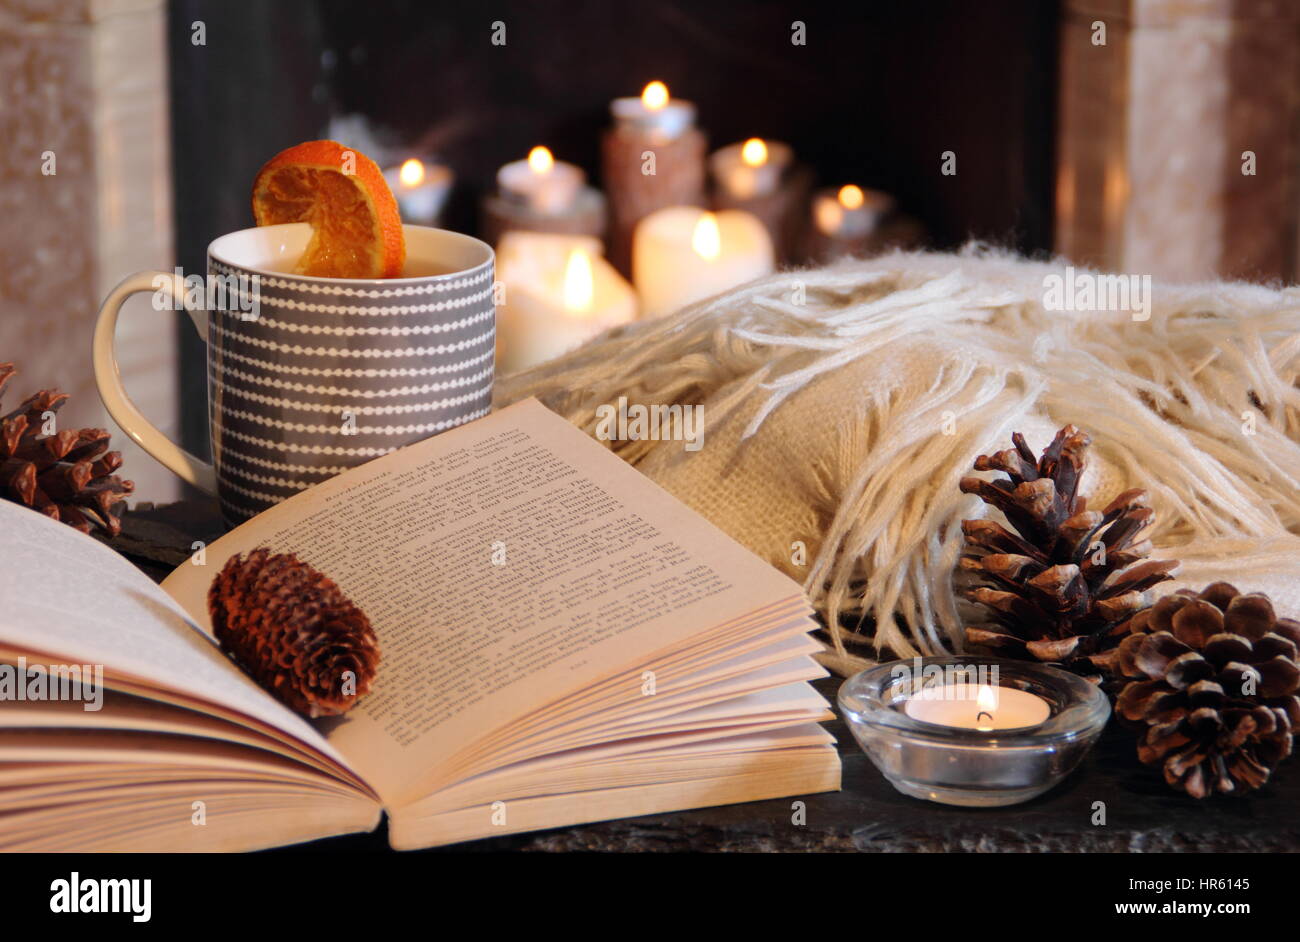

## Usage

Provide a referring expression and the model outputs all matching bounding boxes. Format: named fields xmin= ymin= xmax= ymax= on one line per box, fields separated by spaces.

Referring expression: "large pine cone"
xmin=208 ymin=549 xmax=380 ymax=718
xmin=960 ymin=424 xmax=1178 ymax=680
xmin=1115 ymin=583 xmax=1300 ymax=797
xmin=0 ymin=362 xmax=133 ymax=535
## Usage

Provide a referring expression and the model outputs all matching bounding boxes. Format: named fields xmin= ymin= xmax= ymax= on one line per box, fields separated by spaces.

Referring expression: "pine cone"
xmin=1114 ymin=583 xmax=1300 ymax=797
xmin=208 ymin=549 xmax=380 ymax=718
xmin=959 ymin=424 xmax=1178 ymax=680
xmin=0 ymin=362 xmax=133 ymax=535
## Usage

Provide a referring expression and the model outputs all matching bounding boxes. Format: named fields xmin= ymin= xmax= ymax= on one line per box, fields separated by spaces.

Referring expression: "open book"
xmin=0 ymin=398 xmax=839 ymax=851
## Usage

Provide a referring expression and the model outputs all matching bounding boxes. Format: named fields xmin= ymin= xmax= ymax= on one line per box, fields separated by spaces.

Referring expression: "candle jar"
xmin=482 ymin=187 xmax=607 ymax=246
xmin=381 ymin=157 xmax=454 ymax=228
xmin=483 ymin=148 xmax=607 ymax=246
xmin=602 ymin=83 xmax=708 ymax=276
xmin=838 ymin=656 xmax=1110 ymax=807
xmin=709 ymin=141 xmax=811 ymax=265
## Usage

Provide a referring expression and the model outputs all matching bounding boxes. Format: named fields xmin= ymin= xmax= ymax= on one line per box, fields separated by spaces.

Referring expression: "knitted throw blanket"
xmin=496 ymin=248 xmax=1300 ymax=675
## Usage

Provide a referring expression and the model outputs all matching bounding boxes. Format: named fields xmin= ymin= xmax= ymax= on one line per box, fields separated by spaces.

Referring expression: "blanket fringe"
xmin=499 ymin=248 xmax=1300 ymax=672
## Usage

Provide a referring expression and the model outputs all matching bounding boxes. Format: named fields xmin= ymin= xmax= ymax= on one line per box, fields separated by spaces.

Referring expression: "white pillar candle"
xmin=497 ymin=146 xmax=585 ymax=215
xmin=710 ymin=138 xmax=792 ymax=201
xmin=495 ymin=232 xmax=637 ymax=375
xmin=904 ymin=683 xmax=1050 ymax=731
xmin=382 ymin=158 xmax=454 ymax=227
xmin=632 ymin=206 xmax=773 ymax=319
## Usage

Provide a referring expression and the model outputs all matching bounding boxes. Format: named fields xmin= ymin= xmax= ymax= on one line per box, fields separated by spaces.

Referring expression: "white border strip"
xmin=214 ymin=407 xmax=489 ymax=455
xmin=218 ymin=446 xmax=351 ymax=476
xmin=213 ymin=368 xmax=495 ymax=415
xmin=209 ymin=356 xmax=494 ymax=397
xmin=220 ymin=290 xmax=494 ymax=321
xmin=210 ymin=338 xmax=494 ymax=378
xmin=212 ymin=322 xmax=496 ymax=358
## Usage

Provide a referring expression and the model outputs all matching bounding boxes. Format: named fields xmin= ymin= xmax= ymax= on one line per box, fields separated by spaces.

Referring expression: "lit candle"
xmin=632 ymin=207 xmax=773 ymax=319
xmin=497 ymin=145 xmax=585 ymax=215
xmin=813 ymin=183 xmax=893 ymax=239
xmin=495 ymin=232 xmax=637 ymax=374
xmin=710 ymin=137 xmax=793 ymax=201
xmin=602 ymin=81 xmax=708 ymax=276
xmin=839 ymin=656 xmax=1109 ymax=807
xmin=610 ymin=80 xmax=697 ymax=140
xmin=903 ymin=683 xmax=1051 ymax=731
xmin=381 ymin=157 xmax=454 ymax=227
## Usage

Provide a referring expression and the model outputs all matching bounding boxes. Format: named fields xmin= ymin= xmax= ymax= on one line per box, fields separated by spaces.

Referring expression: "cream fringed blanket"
xmin=495 ymin=248 xmax=1300 ymax=675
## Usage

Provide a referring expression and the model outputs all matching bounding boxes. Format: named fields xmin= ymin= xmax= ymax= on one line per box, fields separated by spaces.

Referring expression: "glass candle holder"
xmin=838 ymin=656 xmax=1110 ymax=807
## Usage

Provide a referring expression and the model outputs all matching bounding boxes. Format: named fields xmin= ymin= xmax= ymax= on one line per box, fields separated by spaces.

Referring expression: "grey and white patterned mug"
xmin=94 ymin=223 xmax=495 ymax=524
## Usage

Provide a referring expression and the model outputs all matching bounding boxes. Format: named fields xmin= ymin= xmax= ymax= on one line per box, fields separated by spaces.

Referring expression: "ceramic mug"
xmin=93 ymin=223 xmax=495 ymax=524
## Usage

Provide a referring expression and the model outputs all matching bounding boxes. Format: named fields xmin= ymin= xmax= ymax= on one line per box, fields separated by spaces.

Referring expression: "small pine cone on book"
xmin=959 ymin=424 xmax=1178 ymax=681
xmin=0 ymin=362 xmax=133 ymax=535
xmin=1114 ymin=583 xmax=1300 ymax=797
xmin=208 ymin=548 xmax=380 ymax=718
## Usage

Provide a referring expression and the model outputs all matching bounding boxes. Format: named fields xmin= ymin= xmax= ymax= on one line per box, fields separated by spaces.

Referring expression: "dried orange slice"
xmin=251 ymin=140 xmax=405 ymax=279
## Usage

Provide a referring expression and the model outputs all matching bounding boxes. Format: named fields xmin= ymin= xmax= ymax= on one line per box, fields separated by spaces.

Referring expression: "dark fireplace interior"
xmin=167 ymin=0 xmax=1059 ymax=458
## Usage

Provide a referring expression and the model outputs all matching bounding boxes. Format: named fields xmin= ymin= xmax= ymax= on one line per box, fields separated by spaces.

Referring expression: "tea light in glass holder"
xmin=709 ymin=137 xmax=809 ymax=264
xmin=497 ymin=146 xmax=585 ymax=215
xmin=710 ymin=138 xmax=792 ymax=201
xmin=382 ymin=157 xmax=454 ymax=227
xmin=838 ymin=656 xmax=1109 ymax=807
xmin=483 ymin=146 xmax=607 ymax=246
xmin=610 ymin=80 xmax=697 ymax=140
xmin=814 ymin=184 xmax=892 ymax=238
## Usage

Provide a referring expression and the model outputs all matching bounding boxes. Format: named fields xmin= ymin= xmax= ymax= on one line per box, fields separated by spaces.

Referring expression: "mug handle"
xmin=93 ymin=270 xmax=218 ymax=495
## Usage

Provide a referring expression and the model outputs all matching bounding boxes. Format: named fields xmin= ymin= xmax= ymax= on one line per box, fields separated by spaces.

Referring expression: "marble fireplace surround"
xmin=0 ymin=0 xmax=179 ymax=503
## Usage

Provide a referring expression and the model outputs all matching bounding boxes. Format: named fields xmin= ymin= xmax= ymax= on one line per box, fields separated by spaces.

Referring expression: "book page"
xmin=0 ymin=500 xmax=354 ymax=776
xmin=161 ymin=398 xmax=806 ymax=804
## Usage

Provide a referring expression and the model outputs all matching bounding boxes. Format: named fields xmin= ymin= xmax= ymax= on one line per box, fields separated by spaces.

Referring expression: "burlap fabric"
xmin=498 ymin=248 xmax=1300 ymax=673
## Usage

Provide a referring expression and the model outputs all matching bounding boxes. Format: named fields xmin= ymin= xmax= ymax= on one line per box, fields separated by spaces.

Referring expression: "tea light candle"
xmin=838 ymin=656 xmax=1110 ymax=807
xmin=497 ymin=146 xmax=585 ymax=216
xmin=807 ymin=184 xmax=899 ymax=264
xmin=904 ymin=683 xmax=1051 ymax=731
xmin=632 ymin=207 xmax=773 ymax=319
xmin=610 ymin=80 xmax=697 ymax=140
xmin=813 ymin=184 xmax=893 ymax=239
xmin=382 ymin=158 xmax=454 ymax=227
xmin=710 ymin=138 xmax=792 ymax=201
xmin=495 ymin=232 xmax=637 ymax=374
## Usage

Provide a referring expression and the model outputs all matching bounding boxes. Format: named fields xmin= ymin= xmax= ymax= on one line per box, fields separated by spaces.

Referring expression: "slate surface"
xmin=109 ymin=501 xmax=1300 ymax=852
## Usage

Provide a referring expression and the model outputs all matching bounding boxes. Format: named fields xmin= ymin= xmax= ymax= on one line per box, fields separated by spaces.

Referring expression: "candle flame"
xmin=975 ymin=684 xmax=998 ymax=730
xmin=528 ymin=146 xmax=555 ymax=175
xmin=838 ymin=184 xmax=865 ymax=210
xmin=741 ymin=138 xmax=768 ymax=167
xmin=563 ymin=248 xmax=594 ymax=313
xmin=641 ymin=81 xmax=669 ymax=111
xmin=399 ymin=158 xmax=425 ymax=187
xmin=692 ymin=212 xmax=721 ymax=261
